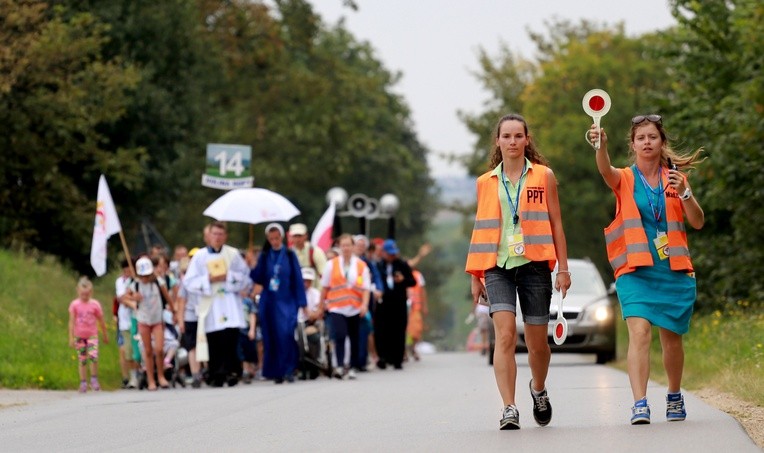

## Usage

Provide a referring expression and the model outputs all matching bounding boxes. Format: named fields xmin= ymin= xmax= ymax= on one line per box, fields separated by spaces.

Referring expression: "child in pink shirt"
xmin=68 ymin=277 xmax=108 ymax=392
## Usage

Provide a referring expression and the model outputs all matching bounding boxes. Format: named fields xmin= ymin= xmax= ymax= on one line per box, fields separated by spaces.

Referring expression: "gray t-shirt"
xmin=133 ymin=280 xmax=163 ymax=326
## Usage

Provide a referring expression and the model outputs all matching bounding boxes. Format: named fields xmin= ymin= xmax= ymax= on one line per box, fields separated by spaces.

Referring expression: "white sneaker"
xmin=347 ymin=369 xmax=357 ymax=380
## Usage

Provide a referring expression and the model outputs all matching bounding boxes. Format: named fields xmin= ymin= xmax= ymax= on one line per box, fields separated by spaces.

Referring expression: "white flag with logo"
xmin=90 ymin=175 xmax=122 ymax=276
xmin=311 ymin=203 xmax=336 ymax=252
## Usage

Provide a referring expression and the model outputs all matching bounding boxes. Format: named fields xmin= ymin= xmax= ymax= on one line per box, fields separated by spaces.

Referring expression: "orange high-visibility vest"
xmin=325 ymin=257 xmax=368 ymax=312
xmin=605 ymin=167 xmax=693 ymax=278
xmin=465 ymin=164 xmax=557 ymax=278
xmin=407 ymin=270 xmax=424 ymax=311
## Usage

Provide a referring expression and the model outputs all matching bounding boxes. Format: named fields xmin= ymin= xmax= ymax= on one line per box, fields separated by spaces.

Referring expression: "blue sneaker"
xmin=666 ymin=393 xmax=687 ymax=421
xmin=631 ymin=397 xmax=651 ymax=425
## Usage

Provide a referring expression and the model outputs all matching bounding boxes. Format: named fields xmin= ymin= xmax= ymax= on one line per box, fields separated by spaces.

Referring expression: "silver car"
xmin=488 ymin=258 xmax=617 ymax=364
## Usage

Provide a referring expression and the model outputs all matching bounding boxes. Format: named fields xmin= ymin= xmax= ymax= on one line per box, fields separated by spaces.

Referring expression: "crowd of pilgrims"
xmin=113 ymin=221 xmax=430 ymax=390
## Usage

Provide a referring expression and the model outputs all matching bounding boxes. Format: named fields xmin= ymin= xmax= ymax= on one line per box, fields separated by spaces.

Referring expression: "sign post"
xmin=201 ymin=143 xmax=254 ymax=190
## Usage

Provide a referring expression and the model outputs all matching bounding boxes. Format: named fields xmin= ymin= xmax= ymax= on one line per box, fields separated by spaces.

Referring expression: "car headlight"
xmin=584 ymin=300 xmax=612 ymax=323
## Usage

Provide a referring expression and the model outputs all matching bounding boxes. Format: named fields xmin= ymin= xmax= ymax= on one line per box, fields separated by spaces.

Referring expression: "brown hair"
xmin=488 ymin=113 xmax=549 ymax=169
xmin=208 ymin=220 xmax=227 ymax=232
xmin=337 ymin=233 xmax=354 ymax=245
xmin=629 ymin=120 xmax=705 ymax=170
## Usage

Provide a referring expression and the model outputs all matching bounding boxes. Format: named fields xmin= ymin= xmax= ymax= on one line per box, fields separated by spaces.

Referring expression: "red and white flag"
xmin=311 ymin=203 xmax=335 ymax=252
xmin=90 ymin=175 xmax=122 ymax=276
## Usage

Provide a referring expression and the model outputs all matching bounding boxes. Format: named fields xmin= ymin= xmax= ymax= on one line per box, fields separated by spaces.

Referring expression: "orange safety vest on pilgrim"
xmin=325 ymin=257 xmax=368 ymax=312
xmin=407 ymin=270 xmax=424 ymax=311
xmin=465 ymin=163 xmax=557 ymax=278
xmin=604 ymin=167 xmax=693 ymax=278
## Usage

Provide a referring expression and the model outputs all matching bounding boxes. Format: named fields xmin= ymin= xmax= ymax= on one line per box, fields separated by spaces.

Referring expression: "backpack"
xmin=128 ymin=275 xmax=172 ymax=309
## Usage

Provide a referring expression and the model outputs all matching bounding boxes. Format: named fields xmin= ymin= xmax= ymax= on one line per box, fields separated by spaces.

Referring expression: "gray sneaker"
xmin=529 ymin=380 xmax=552 ymax=426
xmin=499 ymin=404 xmax=520 ymax=430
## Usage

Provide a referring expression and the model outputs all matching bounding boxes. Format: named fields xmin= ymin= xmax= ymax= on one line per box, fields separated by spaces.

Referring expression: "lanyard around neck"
xmin=270 ymin=247 xmax=285 ymax=276
xmin=501 ymin=161 xmax=525 ymax=226
xmin=635 ymin=166 xmax=664 ymax=222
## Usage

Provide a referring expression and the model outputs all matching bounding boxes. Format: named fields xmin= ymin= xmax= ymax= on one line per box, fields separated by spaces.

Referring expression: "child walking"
xmin=68 ymin=277 xmax=109 ymax=393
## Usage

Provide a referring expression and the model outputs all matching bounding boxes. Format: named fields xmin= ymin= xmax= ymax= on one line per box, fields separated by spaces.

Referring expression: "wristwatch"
xmin=680 ymin=188 xmax=692 ymax=200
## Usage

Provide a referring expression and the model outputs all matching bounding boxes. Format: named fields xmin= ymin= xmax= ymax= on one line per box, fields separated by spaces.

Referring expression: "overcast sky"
xmin=310 ymin=1 xmax=677 ymax=178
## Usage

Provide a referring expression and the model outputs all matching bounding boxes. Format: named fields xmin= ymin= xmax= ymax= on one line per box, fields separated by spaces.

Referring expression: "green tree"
xmin=58 ymin=0 xmax=225 ymax=253
xmin=202 ymin=0 xmax=435 ymax=246
xmin=0 ymin=1 xmax=141 ymax=267
xmin=458 ymin=44 xmax=534 ymax=176
xmin=659 ymin=0 xmax=764 ymax=310
xmin=521 ymin=21 xmax=673 ymax=277
xmin=461 ymin=20 xmax=673 ymax=278
xmin=3 ymin=0 xmax=436 ymax=277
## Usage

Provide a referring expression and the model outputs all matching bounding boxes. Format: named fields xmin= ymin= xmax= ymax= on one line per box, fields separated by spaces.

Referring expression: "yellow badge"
xmin=654 ymin=232 xmax=669 ymax=261
xmin=508 ymin=233 xmax=525 ymax=257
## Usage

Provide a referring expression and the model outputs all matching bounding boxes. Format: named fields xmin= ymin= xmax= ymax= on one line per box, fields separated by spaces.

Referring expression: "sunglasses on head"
xmin=632 ymin=114 xmax=662 ymax=125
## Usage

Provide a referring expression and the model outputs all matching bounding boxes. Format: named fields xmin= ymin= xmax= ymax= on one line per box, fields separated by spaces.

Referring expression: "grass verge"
xmin=0 ymin=249 xmax=121 ymax=389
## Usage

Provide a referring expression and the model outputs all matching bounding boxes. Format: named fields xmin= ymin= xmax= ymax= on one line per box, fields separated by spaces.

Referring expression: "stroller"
xmin=296 ymin=320 xmax=332 ymax=379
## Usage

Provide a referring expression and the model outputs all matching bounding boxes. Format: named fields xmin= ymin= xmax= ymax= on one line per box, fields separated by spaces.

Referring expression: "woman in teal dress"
xmin=589 ymin=115 xmax=705 ymax=425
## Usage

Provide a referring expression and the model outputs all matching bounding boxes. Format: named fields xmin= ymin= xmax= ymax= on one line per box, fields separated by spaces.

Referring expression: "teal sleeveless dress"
xmin=614 ymin=166 xmax=696 ymax=335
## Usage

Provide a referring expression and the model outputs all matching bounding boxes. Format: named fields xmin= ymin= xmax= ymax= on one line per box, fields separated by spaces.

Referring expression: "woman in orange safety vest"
xmin=465 ymin=113 xmax=571 ymax=431
xmin=318 ymin=234 xmax=370 ymax=380
xmin=588 ymin=115 xmax=704 ymax=425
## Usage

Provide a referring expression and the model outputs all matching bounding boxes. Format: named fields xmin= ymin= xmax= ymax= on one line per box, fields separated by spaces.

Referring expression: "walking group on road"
xmin=70 ymin=221 xmax=431 ymax=394
xmin=68 ymin=113 xmax=705 ymax=432
xmin=466 ymin=113 xmax=704 ymax=429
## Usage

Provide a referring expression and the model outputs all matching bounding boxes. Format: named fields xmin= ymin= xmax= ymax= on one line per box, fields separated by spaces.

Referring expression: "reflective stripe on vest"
xmin=325 ymin=257 xmax=367 ymax=311
xmin=465 ymin=164 xmax=557 ymax=278
xmin=604 ymin=168 xmax=693 ymax=278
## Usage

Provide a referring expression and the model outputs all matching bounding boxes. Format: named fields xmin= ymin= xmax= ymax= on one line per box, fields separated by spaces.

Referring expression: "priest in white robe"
xmin=184 ymin=221 xmax=251 ymax=387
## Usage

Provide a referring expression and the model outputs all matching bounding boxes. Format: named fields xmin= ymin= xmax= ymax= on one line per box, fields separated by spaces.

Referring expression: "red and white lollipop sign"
xmin=552 ymin=291 xmax=568 ymax=345
xmin=582 ymin=89 xmax=611 ymax=149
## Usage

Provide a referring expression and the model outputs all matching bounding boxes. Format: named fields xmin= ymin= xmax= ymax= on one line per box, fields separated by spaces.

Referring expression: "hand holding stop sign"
xmin=582 ymin=89 xmax=611 ymax=150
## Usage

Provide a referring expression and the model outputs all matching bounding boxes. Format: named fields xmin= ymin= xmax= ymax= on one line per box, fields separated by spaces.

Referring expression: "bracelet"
xmin=557 ymin=270 xmax=571 ymax=275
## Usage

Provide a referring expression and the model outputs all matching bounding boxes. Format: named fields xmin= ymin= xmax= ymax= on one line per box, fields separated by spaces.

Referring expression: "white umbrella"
xmin=203 ymin=188 xmax=300 ymax=224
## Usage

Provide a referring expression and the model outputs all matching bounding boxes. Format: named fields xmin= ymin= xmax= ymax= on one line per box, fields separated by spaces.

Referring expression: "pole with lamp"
xmin=325 ymin=188 xmax=399 ymax=239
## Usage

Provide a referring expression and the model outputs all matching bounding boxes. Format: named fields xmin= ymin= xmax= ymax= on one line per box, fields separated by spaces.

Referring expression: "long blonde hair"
xmin=629 ymin=120 xmax=705 ymax=170
xmin=488 ymin=114 xmax=549 ymax=169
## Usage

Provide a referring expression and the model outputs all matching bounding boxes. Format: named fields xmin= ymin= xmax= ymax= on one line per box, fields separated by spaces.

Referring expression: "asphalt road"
xmin=0 ymin=352 xmax=759 ymax=452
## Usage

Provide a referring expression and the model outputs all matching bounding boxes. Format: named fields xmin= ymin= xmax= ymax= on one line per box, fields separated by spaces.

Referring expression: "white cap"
xmin=136 ymin=256 xmax=154 ymax=276
xmin=289 ymin=223 xmax=308 ymax=236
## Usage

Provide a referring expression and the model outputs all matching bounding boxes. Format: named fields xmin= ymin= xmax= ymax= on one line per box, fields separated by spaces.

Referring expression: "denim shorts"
xmin=484 ymin=261 xmax=552 ymax=325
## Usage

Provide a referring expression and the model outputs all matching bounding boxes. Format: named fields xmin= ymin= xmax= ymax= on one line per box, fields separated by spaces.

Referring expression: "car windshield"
xmin=553 ymin=262 xmax=607 ymax=297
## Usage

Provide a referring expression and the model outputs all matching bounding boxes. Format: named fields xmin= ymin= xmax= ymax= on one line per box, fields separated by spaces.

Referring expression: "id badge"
xmin=507 ymin=233 xmax=525 ymax=257
xmin=269 ymin=277 xmax=280 ymax=291
xmin=654 ymin=231 xmax=669 ymax=260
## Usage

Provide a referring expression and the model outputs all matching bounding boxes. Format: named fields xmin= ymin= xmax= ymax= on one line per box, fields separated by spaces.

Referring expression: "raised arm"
xmin=589 ymin=124 xmax=621 ymax=190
